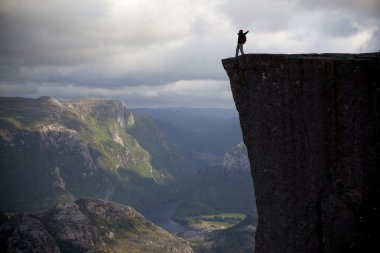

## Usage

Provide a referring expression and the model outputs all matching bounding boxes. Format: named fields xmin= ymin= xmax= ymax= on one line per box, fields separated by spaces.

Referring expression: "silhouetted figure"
xmin=236 ymin=30 xmax=249 ymax=57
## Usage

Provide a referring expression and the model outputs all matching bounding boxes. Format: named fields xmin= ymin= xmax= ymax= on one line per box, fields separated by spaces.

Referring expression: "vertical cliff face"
xmin=222 ymin=53 xmax=380 ymax=253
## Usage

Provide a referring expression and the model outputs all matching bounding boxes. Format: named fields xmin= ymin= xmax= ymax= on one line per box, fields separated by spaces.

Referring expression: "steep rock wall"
xmin=222 ymin=53 xmax=380 ymax=253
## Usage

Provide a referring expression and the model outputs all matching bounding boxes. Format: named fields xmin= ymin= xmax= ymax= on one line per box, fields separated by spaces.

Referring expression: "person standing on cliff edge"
xmin=236 ymin=29 xmax=249 ymax=57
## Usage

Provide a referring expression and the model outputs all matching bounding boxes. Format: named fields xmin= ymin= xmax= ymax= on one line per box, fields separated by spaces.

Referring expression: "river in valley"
xmin=143 ymin=201 xmax=189 ymax=235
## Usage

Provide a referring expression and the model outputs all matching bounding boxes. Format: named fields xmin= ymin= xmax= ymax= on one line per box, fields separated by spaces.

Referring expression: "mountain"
xmin=173 ymin=143 xmax=256 ymax=219
xmin=222 ymin=142 xmax=250 ymax=175
xmin=127 ymin=112 xmax=191 ymax=179
xmin=0 ymin=198 xmax=193 ymax=253
xmin=0 ymin=97 xmax=184 ymax=213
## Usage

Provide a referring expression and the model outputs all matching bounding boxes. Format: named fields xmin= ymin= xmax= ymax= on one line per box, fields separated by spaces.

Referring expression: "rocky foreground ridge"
xmin=222 ymin=53 xmax=380 ymax=253
xmin=0 ymin=198 xmax=193 ymax=253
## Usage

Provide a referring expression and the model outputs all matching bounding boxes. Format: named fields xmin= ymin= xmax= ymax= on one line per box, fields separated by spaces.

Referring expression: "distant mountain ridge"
xmin=0 ymin=97 xmax=184 ymax=213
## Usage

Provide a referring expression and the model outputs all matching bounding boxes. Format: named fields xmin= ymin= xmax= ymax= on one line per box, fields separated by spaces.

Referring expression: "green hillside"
xmin=0 ymin=97 xmax=182 ymax=213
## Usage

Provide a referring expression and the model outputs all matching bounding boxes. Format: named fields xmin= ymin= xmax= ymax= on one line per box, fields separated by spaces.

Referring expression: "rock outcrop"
xmin=0 ymin=199 xmax=194 ymax=253
xmin=0 ymin=214 xmax=60 ymax=253
xmin=222 ymin=142 xmax=250 ymax=175
xmin=222 ymin=53 xmax=380 ymax=253
xmin=42 ymin=201 xmax=107 ymax=252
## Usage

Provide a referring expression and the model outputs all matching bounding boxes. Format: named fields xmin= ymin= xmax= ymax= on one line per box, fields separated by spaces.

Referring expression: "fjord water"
xmin=144 ymin=201 xmax=189 ymax=234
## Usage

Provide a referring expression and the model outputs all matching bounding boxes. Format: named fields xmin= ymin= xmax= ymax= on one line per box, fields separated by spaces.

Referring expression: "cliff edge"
xmin=222 ymin=53 xmax=380 ymax=253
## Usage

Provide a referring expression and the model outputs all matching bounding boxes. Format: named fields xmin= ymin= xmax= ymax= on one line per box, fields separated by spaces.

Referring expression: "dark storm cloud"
xmin=0 ymin=0 xmax=108 ymax=65
xmin=0 ymin=0 xmax=231 ymax=89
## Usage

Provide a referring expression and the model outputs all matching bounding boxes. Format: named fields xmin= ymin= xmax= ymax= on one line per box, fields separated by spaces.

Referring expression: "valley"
xmin=186 ymin=213 xmax=247 ymax=231
xmin=143 ymin=200 xmax=189 ymax=235
xmin=0 ymin=96 xmax=257 ymax=252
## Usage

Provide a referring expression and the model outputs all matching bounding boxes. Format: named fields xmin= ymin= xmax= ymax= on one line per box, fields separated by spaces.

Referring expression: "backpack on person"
xmin=242 ymin=36 xmax=247 ymax=44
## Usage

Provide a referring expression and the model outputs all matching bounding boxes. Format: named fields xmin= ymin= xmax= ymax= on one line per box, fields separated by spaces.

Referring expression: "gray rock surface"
xmin=0 ymin=199 xmax=194 ymax=253
xmin=222 ymin=53 xmax=380 ymax=253
xmin=222 ymin=142 xmax=250 ymax=175
xmin=42 ymin=201 xmax=107 ymax=252
xmin=0 ymin=214 xmax=60 ymax=253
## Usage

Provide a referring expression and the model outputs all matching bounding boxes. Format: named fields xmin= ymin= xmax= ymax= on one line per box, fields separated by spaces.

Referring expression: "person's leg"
xmin=235 ymin=44 xmax=239 ymax=57
xmin=240 ymin=44 xmax=245 ymax=55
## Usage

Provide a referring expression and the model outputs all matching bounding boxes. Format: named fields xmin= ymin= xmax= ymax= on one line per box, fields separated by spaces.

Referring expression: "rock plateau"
xmin=222 ymin=53 xmax=380 ymax=253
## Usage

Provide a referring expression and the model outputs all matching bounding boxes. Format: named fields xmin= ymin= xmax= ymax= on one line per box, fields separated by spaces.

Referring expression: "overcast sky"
xmin=0 ymin=0 xmax=379 ymax=108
